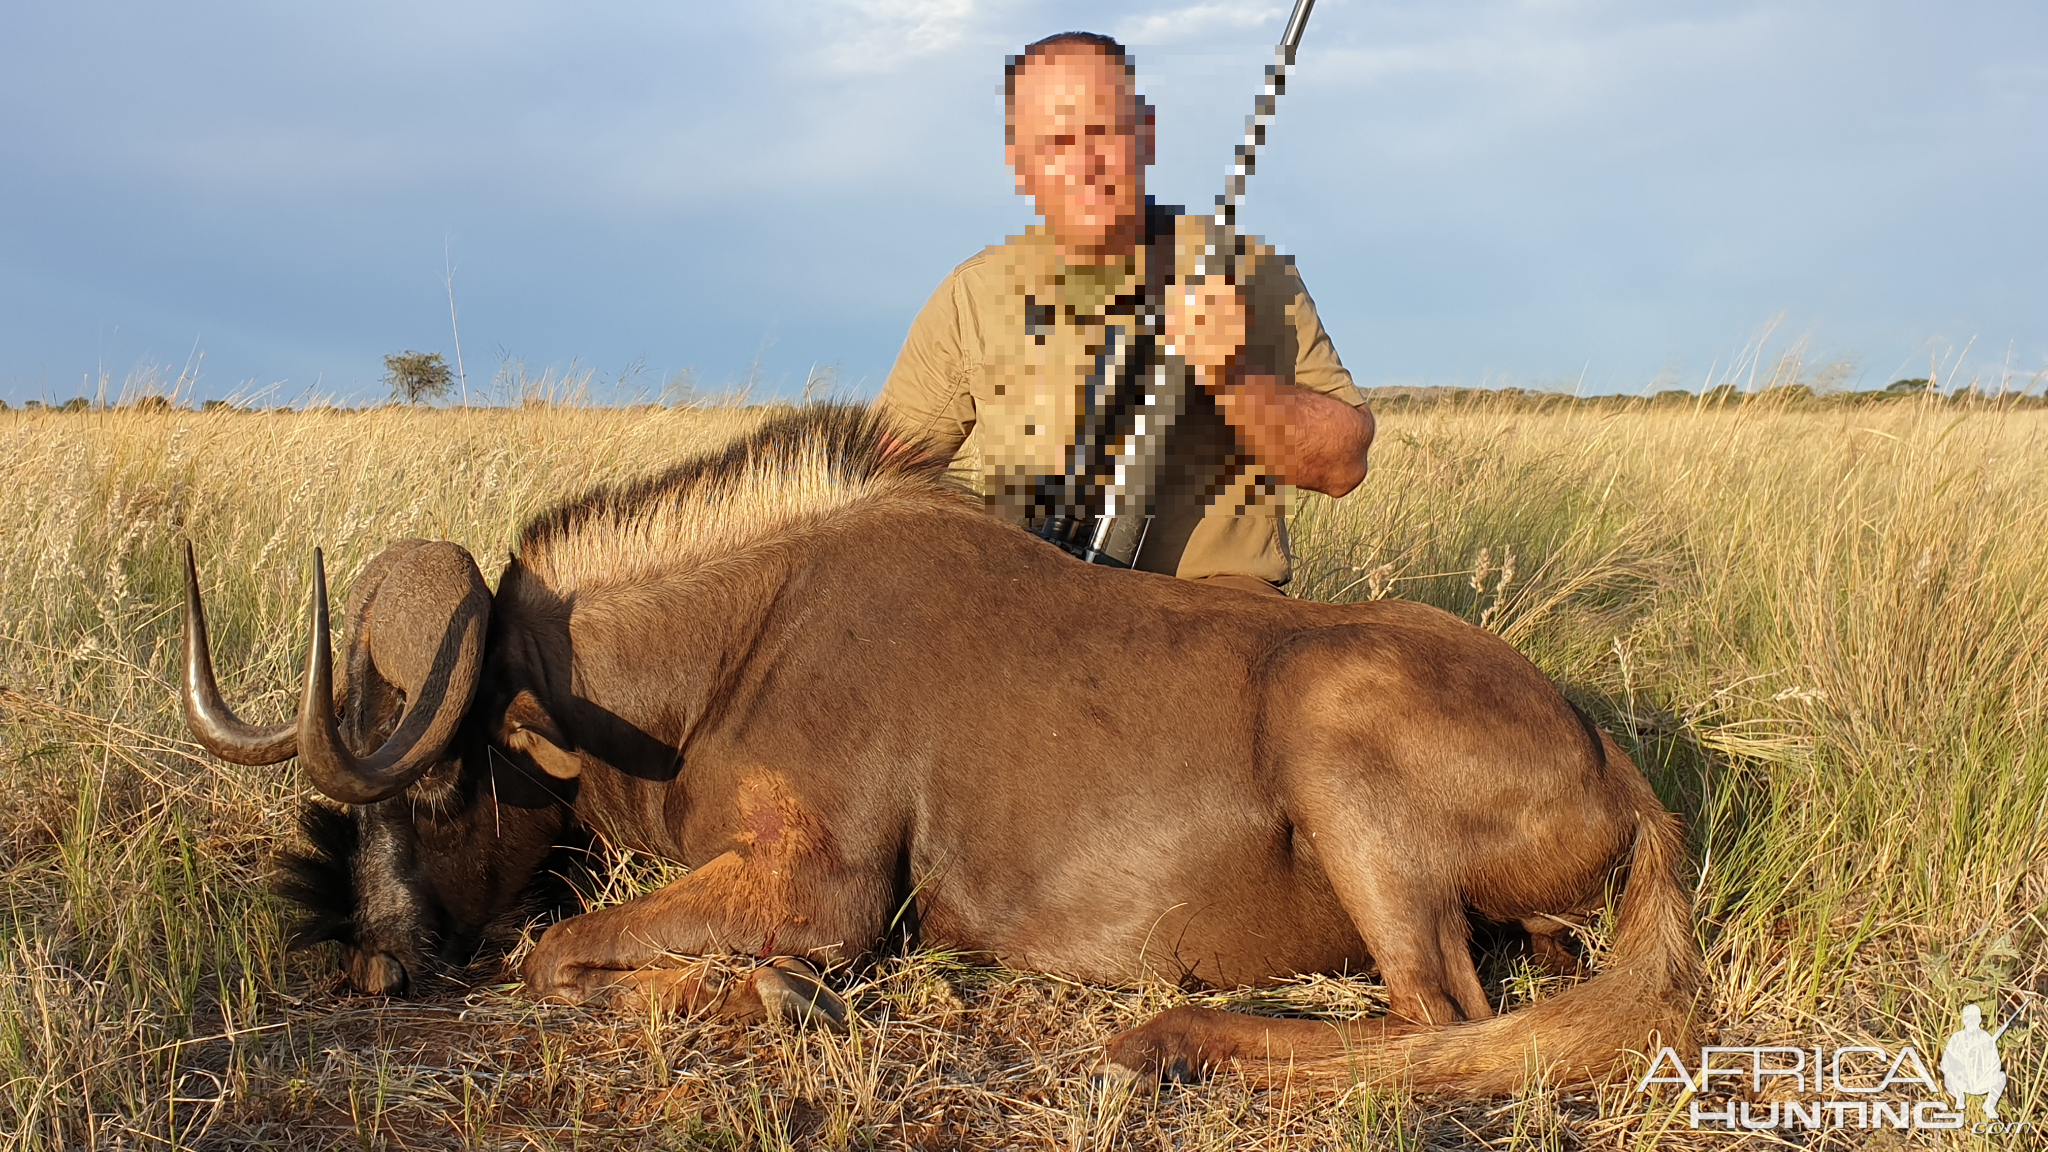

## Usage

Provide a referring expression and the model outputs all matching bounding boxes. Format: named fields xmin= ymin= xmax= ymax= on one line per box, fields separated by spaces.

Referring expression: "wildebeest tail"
xmin=1328 ymin=757 xmax=1702 ymax=1093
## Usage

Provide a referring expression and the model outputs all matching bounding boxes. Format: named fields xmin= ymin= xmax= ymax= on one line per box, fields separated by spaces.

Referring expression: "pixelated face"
xmin=1005 ymin=49 xmax=1153 ymax=253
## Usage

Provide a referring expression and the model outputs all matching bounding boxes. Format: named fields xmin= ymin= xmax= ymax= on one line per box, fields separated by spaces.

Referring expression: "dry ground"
xmin=1 ymin=396 xmax=2043 ymax=1149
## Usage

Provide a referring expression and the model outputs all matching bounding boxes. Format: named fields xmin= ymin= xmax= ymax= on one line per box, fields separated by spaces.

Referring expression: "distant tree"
xmin=132 ymin=395 xmax=175 ymax=412
xmin=1885 ymin=378 xmax=1930 ymax=395
xmin=60 ymin=397 xmax=90 ymax=412
xmin=383 ymin=351 xmax=453 ymax=404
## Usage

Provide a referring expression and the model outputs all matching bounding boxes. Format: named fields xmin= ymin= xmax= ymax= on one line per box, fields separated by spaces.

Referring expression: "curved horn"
xmin=183 ymin=541 xmax=299 ymax=765
xmin=296 ymin=545 xmax=490 ymax=805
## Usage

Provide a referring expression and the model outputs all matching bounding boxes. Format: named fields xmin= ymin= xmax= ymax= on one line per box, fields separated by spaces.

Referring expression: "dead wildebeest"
xmin=182 ymin=406 xmax=1699 ymax=1094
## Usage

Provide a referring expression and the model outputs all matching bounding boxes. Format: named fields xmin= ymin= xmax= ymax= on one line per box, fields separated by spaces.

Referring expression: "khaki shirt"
xmin=878 ymin=208 xmax=1363 ymax=584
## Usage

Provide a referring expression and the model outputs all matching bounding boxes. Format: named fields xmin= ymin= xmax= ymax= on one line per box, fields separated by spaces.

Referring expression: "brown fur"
xmin=233 ymin=406 xmax=1701 ymax=1095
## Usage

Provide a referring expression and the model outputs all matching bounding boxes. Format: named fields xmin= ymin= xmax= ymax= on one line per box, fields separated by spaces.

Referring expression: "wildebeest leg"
xmin=523 ymin=844 xmax=885 ymax=1024
xmin=522 ymin=774 xmax=889 ymax=1024
xmin=1325 ymin=866 xmax=1492 ymax=1026
xmin=1102 ymin=822 xmax=1493 ymax=1083
xmin=1099 ymin=878 xmax=1488 ymax=1084
xmin=1102 ymin=1006 xmax=1422 ymax=1087
xmin=604 ymin=954 xmax=846 ymax=1027
xmin=1291 ymin=781 xmax=1495 ymax=1025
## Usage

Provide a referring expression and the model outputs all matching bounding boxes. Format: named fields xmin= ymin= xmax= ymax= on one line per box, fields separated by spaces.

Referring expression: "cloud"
xmin=1117 ymin=2 xmax=1285 ymax=46
xmin=1308 ymin=6 xmax=1782 ymax=129
xmin=814 ymin=0 xmax=985 ymax=74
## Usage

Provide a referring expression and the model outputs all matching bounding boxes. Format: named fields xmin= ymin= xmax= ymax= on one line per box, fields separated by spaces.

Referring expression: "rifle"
xmin=1031 ymin=0 xmax=1319 ymax=568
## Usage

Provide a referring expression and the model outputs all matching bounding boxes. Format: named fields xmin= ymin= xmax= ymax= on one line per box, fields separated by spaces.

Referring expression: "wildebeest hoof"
xmin=1089 ymin=1059 xmax=1157 ymax=1096
xmin=751 ymin=956 xmax=848 ymax=1030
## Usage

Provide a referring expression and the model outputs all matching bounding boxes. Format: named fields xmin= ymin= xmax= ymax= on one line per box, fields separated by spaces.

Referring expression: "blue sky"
xmin=2 ymin=1 xmax=2042 ymax=404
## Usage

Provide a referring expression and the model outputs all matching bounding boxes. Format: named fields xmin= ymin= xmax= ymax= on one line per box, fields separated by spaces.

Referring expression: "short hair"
xmin=1003 ymin=32 xmax=1142 ymax=141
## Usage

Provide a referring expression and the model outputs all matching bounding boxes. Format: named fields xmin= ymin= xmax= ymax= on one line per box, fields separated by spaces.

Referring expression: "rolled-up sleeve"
xmin=877 ymin=266 xmax=982 ymax=459
xmin=1238 ymin=241 xmax=1365 ymax=409
xmin=1286 ymin=283 xmax=1365 ymax=408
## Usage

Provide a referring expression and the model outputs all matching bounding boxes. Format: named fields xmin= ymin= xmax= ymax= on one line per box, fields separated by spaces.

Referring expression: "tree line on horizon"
xmin=6 ymin=361 xmax=2045 ymax=414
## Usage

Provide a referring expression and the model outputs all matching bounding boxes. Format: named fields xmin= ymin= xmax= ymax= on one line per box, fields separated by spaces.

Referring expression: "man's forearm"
xmin=1163 ymin=285 xmax=1373 ymax=497
xmin=1201 ymin=370 xmax=1374 ymax=497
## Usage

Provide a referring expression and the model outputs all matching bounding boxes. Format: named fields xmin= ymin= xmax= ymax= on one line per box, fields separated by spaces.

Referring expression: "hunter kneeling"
xmin=877 ymin=30 xmax=1375 ymax=596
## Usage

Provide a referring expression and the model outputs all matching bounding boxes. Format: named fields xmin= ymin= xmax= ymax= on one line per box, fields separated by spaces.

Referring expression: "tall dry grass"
xmin=0 ymin=397 xmax=2042 ymax=1149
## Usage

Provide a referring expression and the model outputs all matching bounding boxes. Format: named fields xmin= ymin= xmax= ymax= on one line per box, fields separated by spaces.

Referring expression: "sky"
xmin=1 ymin=0 xmax=2043 ymax=405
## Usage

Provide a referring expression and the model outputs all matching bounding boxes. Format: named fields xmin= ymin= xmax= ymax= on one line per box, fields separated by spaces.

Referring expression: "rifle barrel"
xmin=1281 ymin=0 xmax=1317 ymax=55
xmin=1215 ymin=0 xmax=1318 ymax=225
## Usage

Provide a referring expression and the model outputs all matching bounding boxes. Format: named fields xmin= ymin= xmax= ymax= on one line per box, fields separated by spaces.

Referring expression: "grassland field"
xmin=0 ymin=394 xmax=2043 ymax=1150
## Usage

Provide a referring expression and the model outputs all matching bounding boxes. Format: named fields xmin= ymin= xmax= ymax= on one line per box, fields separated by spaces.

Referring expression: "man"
xmin=1941 ymin=1004 xmax=2008 ymax=1119
xmin=877 ymin=31 xmax=1374 ymax=595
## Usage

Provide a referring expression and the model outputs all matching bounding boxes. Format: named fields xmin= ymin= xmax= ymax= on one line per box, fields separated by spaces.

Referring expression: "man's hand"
xmin=1164 ymin=281 xmax=1374 ymax=498
xmin=1164 ymin=281 xmax=1247 ymax=372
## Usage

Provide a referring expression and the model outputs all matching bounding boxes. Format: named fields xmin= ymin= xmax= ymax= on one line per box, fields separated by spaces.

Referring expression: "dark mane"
xmin=515 ymin=404 xmax=955 ymax=566
xmin=272 ymin=802 xmax=360 ymax=950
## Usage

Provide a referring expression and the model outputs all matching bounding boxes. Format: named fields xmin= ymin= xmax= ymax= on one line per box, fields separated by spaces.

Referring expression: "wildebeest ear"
xmin=502 ymin=690 xmax=582 ymax=780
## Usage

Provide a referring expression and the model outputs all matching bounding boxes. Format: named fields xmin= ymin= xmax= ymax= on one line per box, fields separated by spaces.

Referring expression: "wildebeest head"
xmin=183 ymin=540 xmax=585 ymax=995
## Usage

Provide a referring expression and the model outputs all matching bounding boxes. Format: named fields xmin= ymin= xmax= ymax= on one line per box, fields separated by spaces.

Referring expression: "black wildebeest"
xmin=183 ymin=407 xmax=1698 ymax=1093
